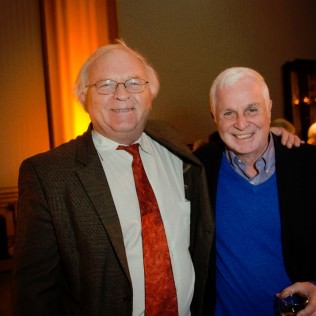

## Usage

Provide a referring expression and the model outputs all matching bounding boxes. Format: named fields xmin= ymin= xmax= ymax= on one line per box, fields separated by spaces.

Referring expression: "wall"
xmin=0 ymin=0 xmax=50 ymax=187
xmin=117 ymin=0 xmax=316 ymax=144
xmin=1 ymin=0 xmax=316 ymax=187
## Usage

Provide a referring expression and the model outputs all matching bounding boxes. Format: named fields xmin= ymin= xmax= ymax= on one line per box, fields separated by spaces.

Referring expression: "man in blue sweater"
xmin=195 ymin=67 xmax=316 ymax=315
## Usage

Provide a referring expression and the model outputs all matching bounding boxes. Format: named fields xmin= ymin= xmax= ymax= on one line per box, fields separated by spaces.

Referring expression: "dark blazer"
xmin=195 ymin=134 xmax=316 ymax=313
xmin=13 ymin=121 xmax=214 ymax=316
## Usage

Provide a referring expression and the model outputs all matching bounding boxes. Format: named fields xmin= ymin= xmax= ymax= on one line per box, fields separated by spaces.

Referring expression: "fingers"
xmin=281 ymin=134 xmax=303 ymax=148
xmin=270 ymin=126 xmax=303 ymax=148
xmin=293 ymin=135 xmax=304 ymax=147
xmin=281 ymin=282 xmax=316 ymax=316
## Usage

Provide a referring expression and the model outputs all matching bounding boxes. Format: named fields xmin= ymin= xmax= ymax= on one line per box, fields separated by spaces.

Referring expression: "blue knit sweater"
xmin=215 ymin=156 xmax=291 ymax=315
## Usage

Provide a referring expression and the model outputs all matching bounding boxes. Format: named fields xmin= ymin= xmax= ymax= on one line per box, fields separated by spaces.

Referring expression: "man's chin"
xmin=113 ymin=123 xmax=144 ymax=136
xmin=227 ymin=143 xmax=254 ymax=156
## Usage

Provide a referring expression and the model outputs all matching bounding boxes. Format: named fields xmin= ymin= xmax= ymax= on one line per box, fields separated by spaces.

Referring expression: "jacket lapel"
xmin=73 ymin=121 xmax=199 ymax=284
xmin=75 ymin=129 xmax=131 ymax=283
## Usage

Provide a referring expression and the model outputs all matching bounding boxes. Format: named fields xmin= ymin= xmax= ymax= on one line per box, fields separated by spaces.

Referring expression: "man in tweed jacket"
xmin=13 ymin=41 xmax=213 ymax=316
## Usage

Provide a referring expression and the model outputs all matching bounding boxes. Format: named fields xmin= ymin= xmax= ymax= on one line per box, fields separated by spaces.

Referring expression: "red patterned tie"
xmin=117 ymin=144 xmax=178 ymax=316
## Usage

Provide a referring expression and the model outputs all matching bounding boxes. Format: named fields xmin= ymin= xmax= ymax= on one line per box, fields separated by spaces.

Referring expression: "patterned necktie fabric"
xmin=117 ymin=144 xmax=178 ymax=316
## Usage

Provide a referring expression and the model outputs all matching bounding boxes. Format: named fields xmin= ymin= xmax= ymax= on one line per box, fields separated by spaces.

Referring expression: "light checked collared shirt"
xmin=225 ymin=133 xmax=276 ymax=185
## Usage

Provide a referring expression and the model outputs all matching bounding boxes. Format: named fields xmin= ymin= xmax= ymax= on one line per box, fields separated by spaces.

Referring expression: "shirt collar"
xmin=225 ymin=133 xmax=275 ymax=182
xmin=91 ymin=129 xmax=153 ymax=155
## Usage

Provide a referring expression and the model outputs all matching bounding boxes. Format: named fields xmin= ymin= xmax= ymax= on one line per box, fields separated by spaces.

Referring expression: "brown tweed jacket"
xmin=13 ymin=121 xmax=214 ymax=316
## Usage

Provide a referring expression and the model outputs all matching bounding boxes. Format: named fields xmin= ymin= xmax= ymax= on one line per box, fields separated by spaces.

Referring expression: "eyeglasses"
xmin=86 ymin=78 xmax=149 ymax=95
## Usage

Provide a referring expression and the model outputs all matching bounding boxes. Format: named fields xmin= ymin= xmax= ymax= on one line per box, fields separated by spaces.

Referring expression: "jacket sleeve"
xmin=185 ymin=161 xmax=214 ymax=316
xmin=13 ymin=158 xmax=66 ymax=316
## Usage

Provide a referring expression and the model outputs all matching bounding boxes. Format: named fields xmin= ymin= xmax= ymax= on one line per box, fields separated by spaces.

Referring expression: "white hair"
xmin=74 ymin=39 xmax=160 ymax=107
xmin=209 ymin=67 xmax=271 ymax=116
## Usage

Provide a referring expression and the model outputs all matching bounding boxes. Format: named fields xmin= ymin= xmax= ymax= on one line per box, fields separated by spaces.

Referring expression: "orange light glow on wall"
xmin=293 ymin=98 xmax=300 ymax=105
xmin=303 ymin=96 xmax=310 ymax=104
xmin=41 ymin=0 xmax=117 ymax=147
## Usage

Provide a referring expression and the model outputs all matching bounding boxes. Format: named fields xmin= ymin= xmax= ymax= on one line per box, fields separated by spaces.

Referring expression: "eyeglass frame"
xmin=85 ymin=78 xmax=149 ymax=95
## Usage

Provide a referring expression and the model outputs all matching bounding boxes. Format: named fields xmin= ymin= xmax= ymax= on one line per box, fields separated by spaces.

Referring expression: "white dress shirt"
xmin=92 ymin=130 xmax=194 ymax=316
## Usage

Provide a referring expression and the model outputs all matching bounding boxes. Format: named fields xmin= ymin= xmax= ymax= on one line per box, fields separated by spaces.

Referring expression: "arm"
xmin=270 ymin=126 xmax=303 ymax=148
xmin=13 ymin=159 xmax=63 ymax=316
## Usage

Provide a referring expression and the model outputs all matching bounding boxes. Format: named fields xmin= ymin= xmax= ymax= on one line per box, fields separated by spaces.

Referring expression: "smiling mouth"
xmin=111 ymin=108 xmax=135 ymax=113
xmin=234 ymin=133 xmax=253 ymax=140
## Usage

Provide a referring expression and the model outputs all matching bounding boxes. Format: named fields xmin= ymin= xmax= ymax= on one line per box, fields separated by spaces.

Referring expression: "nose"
xmin=115 ymin=82 xmax=129 ymax=100
xmin=234 ymin=114 xmax=248 ymax=129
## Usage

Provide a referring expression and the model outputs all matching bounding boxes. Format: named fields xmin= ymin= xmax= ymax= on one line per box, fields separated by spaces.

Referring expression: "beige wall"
xmin=117 ymin=0 xmax=316 ymax=144
xmin=1 ymin=0 xmax=316 ymax=187
xmin=0 ymin=0 xmax=49 ymax=187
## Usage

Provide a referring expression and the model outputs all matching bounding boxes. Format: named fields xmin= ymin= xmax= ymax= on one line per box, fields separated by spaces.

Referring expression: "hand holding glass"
xmin=276 ymin=293 xmax=309 ymax=316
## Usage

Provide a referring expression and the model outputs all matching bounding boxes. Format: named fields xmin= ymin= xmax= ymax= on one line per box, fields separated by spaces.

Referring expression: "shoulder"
xmin=195 ymin=134 xmax=225 ymax=165
xmin=273 ymin=135 xmax=316 ymax=170
xmin=145 ymin=120 xmax=185 ymax=146
xmin=194 ymin=143 xmax=212 ymax=163
xmin=273 ymin=134 xmax=316 ymax=157
xmin=145 ymin=120 xmax=201 ymax=164
xmin=20 ymin=129 xmax=94 ymax=171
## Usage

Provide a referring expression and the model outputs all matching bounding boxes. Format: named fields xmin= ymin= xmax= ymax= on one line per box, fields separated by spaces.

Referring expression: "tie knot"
xmin=117 ymin=143 xmax=140 ymax=158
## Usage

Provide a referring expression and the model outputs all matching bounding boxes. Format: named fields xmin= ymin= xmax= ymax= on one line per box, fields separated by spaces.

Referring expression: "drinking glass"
xmin=275 ymin=293 xmax=309 ymax=316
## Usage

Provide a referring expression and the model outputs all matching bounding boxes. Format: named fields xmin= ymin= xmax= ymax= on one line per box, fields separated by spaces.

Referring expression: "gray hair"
xmin=74 ymin=39 xmax=160 ymax=104
xmin=209 ymin=67 xmax=271 ymax=116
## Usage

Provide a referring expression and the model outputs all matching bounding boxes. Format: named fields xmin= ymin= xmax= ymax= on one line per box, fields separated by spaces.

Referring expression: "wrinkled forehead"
xmin=217 ymin=77 xmax=257 ymax=99
xmin=220 ymin=75 xmax=259 ymax=90
xmin=219 ymin=77 xmax=268 ymax=101
xmin=215 ymin=77 xmax=270 ymax=111
xmin=88 ymin=48 xmax=147 ymax=81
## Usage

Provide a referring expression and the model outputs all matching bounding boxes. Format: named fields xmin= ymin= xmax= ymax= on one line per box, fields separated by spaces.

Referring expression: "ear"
xmin=79 ymin=90 xmax=87 ymax=105
xmin=267 ymin=100 xmax=272 ymax=122
xmin=268 ymin=99 xmax=272 ymax=111
xmin=210 ymin=111 xmax=216 ymax=124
